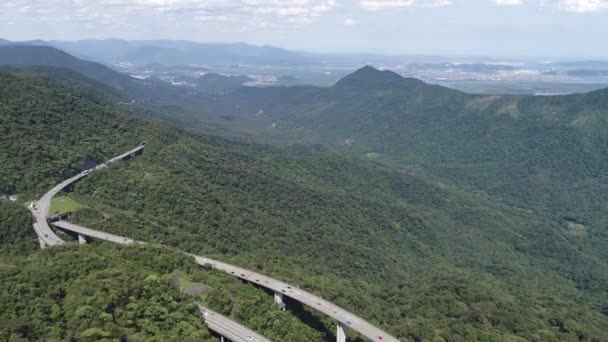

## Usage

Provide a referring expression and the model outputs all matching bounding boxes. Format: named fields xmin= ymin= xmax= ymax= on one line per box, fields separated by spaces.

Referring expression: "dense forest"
xmin=0 ymin=203 xmax=325 ymax=341
xmin=2 ymin=67 xmax=608 ymax=341
xmin=196 ymin=66 xmax=608 ymax=243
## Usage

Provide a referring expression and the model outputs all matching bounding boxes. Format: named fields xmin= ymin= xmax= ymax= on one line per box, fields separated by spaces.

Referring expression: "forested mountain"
xmin=47 ymin=39 xmax=313 ymax=66
xmin=0 ymin=201 xmax=320 ymax=341
xmin=198 ymin=66 xmax=608 ymax=251
xmin=186 ymin=73 xmax=254 ymax=93
xmin=2 ymin=67 xmax=608 ymax=340
xmin=0 ymin=45 xmax=183 ymax=100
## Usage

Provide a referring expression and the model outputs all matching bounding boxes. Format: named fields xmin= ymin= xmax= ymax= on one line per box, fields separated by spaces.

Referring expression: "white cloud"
xmin=359 ymin=0 xmax=452 ymax=10
xmin=344 ymin=18 xmax=359 ymax=26
xmin=196 ymin=15 xmax=229 ymax=22
xmin=240 ymin=0 xmax=336 ymax=17
xmin=494 ymin=0 xmax=524 ymax=5
xmin=558 ymin=0 xmax=608 ymax=12
xmin=360 ymin=0 xmax=415 ymax=9
xmin=0 ymin=0 xmax=339 ymax=32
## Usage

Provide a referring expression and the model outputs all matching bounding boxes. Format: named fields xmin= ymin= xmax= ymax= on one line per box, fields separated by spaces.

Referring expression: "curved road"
xmin=52 ymin=221 xmax=398 ymax=342
xmin=199 ymin=305 xmax=272 ymax=342
xmin=35 ymin=143 xmax=398 ymax=342
xmin=31 ymin=144 xmax=145 ymax=247
xmin=52 ymin=221 xmax=273 ymax=342
xmin=191 ymin=255 xmax=397 ymax=342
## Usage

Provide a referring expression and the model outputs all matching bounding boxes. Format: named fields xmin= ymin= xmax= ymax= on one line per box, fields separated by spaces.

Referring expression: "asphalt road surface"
xmin=199 ymin=305 xmax=272 ymax=342
xmin=31 ymin=144 xmax=145 ymax=247
xmin=52 ymin=221 xmax=398 ymax=342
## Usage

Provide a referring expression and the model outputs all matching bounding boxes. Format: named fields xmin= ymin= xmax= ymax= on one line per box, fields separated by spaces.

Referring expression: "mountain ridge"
xmin=47 ymin=39 xmax=314 ymax=65
xmin=195 ymin=66 xmax=608 ymax=253
xmin=2 ymin=65 xmax=608 ymax=341
xmin=0 ymin=45 xmax=194 ymax=102
xmin=334 ymin=65 xmax=424 ymax=90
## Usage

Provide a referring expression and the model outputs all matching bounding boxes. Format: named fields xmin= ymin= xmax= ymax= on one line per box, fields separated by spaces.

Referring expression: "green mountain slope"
xmin=47 ymin=39 xmax=314 ymax=66
xmin=199 ymin=66 xmax=608 ymax=256
xmin=0 ymin=236 xmax=321 ymax=341
xmin=0 ymin=70 xmax=143 ymax=194
xmin=0 ymin=45 xmax=184 ymax=100
xmin=2 ymin=68 xmax=608 ymax=340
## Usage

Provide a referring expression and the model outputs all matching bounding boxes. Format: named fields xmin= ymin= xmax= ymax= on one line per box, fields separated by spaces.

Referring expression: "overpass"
xmin=32 ymin=143 xmax=399 ymax=342
xmin=52 ymin=220 xmax=399 ymax=342
xmin=30 ymin=144 xmax=145 ymax=248
xmin=199 ymin=305 xmax=272 ymax=342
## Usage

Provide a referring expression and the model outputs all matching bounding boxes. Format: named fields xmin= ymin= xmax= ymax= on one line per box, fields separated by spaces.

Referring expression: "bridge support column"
xmin=220 ymin=336 xmax=224 ymax=342
xmin=78 ymin=234 xmax=87 ymax=245
xmin=38 ymin=237 xmax=47 ymax=249
xmin=337 ymin=322 xmax=346 ymax=342
xmin=274 ymin=292 xmax=286 ymax=310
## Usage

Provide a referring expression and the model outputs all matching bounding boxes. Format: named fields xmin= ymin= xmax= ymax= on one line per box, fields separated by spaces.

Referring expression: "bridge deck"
xmin=199 ymin=305 xmax=272 ymax=342
xmin=31 ymin=144 xmax=145 ymax=247
xmin=51 ymin=221 xmax=398 ymax=342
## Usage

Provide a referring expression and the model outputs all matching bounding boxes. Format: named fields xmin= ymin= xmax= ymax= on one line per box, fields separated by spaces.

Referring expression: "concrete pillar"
xmin=38 ymin=237 xmax=47 ymax=249
xmin=78 ymin=234 xmax=87 ymax=244
xmin=220 ymin=336 xmax=224 ymax=342
xmin=337 ymin=322 xmax=346 ymax=342
xmin=274 ymin=292 xmax=286 ymax=310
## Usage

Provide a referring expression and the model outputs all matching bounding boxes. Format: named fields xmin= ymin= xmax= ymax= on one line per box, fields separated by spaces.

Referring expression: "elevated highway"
xmin=52 ymin=221 xmax=399 ymax=342
xmin=33 ymin=142 xmax=398 ymax=342
xmin=199 ymin=305 xmax=272 ymax=342
xmin=31 ymin=144 xmax=145 ymax=248
xmin=190 ymin=255 xmax=396 ymax=342
xmin=52 ymin=221 xmax=138 ymax=245
xmin=51 ymin=221 xmax=273 ymax=342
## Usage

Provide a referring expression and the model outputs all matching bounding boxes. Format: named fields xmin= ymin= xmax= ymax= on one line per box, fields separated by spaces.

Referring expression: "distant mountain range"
xmin=0 ymin=45 xmax=190 ymax=101
xmin=31 ymin=39 xmax=313 ymax=66
xmin=3 ymin=60 xmax=608 ymax=341
xmin=0 ymin=38 xmax=455 ymax=67
xmin=2 ymin=44 xmax=608 ymax=340
xmin=199 ymin=66 xmax=608 ymax=235
xmin=1 ymin=44 xmax=607 ymax=228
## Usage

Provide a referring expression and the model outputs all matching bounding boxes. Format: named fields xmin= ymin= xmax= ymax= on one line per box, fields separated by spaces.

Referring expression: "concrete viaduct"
xmin=31 ymin=144 xmax=399 ymax=342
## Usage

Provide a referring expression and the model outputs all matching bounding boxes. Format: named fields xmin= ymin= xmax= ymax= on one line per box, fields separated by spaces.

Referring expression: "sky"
xmin=1 ymin=0 xmax=608 ymax=58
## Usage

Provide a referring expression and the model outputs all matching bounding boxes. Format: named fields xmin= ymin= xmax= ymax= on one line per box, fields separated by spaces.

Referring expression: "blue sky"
xmin=1 ymin=0 xmax=608 ymax=58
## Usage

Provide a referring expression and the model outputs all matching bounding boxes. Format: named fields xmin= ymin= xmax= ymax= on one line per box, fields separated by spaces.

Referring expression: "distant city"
xmin=119 ymin=59 xmax=608 ymax=96
xmin=4 ymin=38 xmax=608 ymax=96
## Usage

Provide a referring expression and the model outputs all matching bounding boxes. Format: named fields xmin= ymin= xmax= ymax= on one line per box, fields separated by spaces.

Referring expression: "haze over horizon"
xmin=1 ymin=0 xmax=608 ymax=59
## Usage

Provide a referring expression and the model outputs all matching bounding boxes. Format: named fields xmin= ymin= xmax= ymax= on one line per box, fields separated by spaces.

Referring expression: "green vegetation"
xmin=0 ymin=70 xmax=143 ymax=195
xmin=0 ymin=243 xmax=323 ymax=341
xmin=198 ymin=65 xmax=608 ymax=263
xmin=68 ymin=132 xmax=608 ymax=341
xmin=50 ymin=196 xmax=86 ymax=216
xmin=1 ymin=66 xmax=608 ymax=341
xmin=188 ymin=73 xmax=253 ymax=93
xmin=0 ymin=201 xmax=38 ymax=256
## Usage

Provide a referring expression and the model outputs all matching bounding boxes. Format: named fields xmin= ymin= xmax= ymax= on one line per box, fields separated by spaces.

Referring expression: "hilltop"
xmin=198 ymin=66 xmax=608 ymax=244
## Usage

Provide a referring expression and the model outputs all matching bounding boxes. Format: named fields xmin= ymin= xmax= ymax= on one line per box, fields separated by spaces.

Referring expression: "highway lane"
xmin=52 ymin=221 xmax=139 ymax=245
xmin=51 ymin=221 xmax=399 ymax=342
xmin=31 ymin=144 xmax=145 ymax=247
xmin=198 ymin=305 xmax=272 ymax=342
xmin=190 ymin=256 xmax=398 ymax=342
xmin=50 ymin=222 xmax=273 ymax=342
xmin=31 ymin=142 xmax=399 ymax=342
xmin=32 ymin=172 xmax=88 ymax=246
